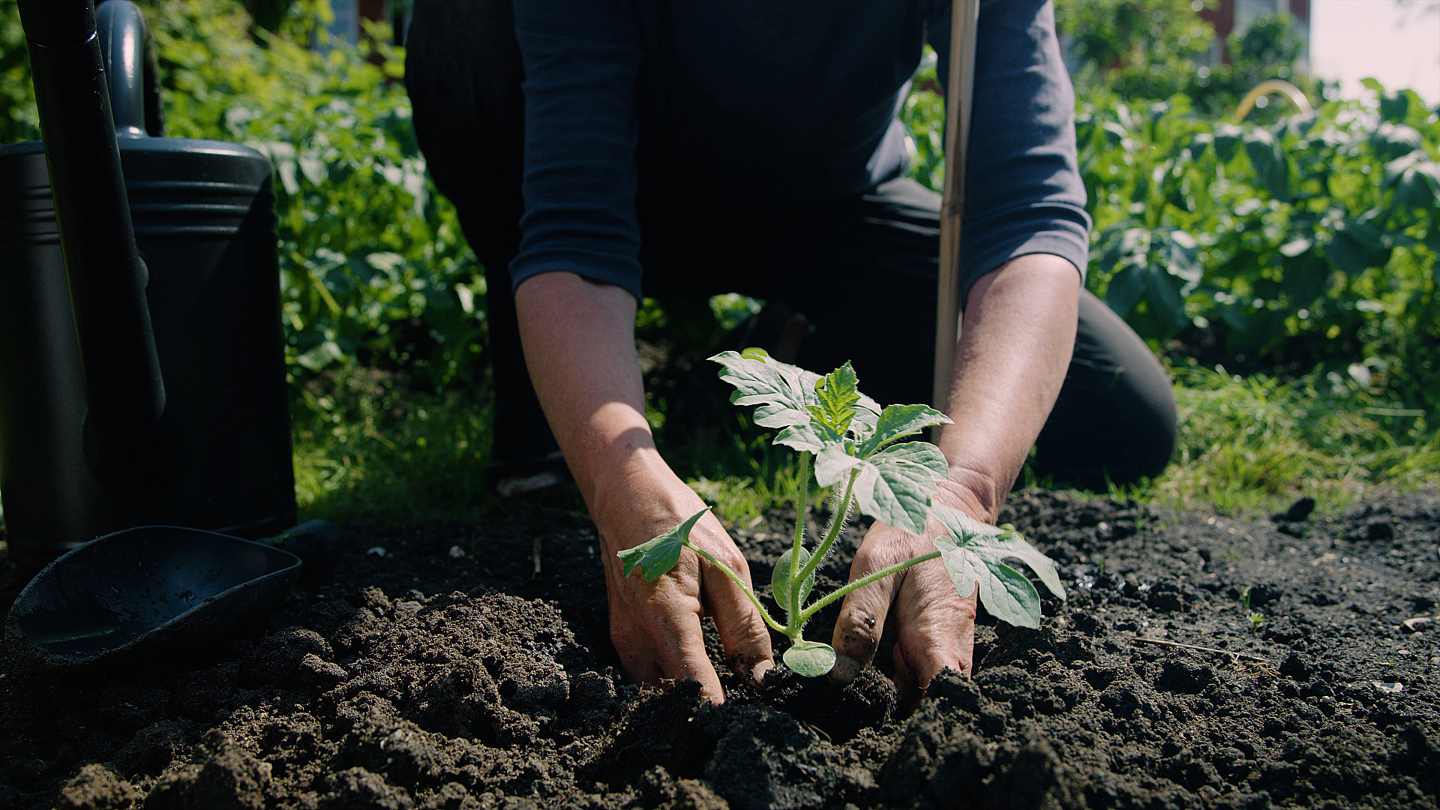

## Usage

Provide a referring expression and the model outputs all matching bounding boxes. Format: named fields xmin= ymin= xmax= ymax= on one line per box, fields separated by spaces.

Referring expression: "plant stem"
xmin=788 ymin=451 xmax=812 ymax=624
xmin=797 ymin=550 xmax=942 ymax=626
xmin=682 ymin=542 xmax=788 ymax=633
xmin=794 ymin=468 xmax=859 ymax=595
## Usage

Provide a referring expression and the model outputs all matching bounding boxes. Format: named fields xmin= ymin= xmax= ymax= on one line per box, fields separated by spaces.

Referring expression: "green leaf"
xmin=1212 ymin=123 xmax=1243 ymax=163
xmin=816 ymin=442 xmax=948 ymax=534
xmin=932 ymin=506 xmax=1065 ymax=629
xmin=1328 ymin=219 xmax=1392 ymax=275
xmin=783 ymin=640 xmax=837 ymax=677
xmin=618 ymin=508 xmax=708 ymax=581
xmin=1243 ymin=127 xmax=1290 ymax=200
xmin=856 ymin=404 xmax=951 ymax=458
xmin=1280 ymin=250 xmax=1330 ymax=305
xmin=1105 ymin=265 xmax=1147 ymax=317
xmin=711 ymin=350 xmax=816 ymax=435
xmin=710 ymin=351 xmax=881 ymax=453
xmin=808 ymin=362 xmax=861 ymax=442
xmin=771 ymin=547 xmax=815 ymax=615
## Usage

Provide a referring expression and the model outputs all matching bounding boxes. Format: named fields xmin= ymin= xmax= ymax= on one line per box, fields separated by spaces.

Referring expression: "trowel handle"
xmin=17 ymin=0 xmax=171 ymax=491
xmin=96 ymin=0 xmax=165 ymax=138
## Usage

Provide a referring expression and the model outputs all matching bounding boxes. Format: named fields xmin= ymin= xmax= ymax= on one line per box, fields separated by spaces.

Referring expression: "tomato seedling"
xmin=618 ymin=350 xmax=1066 ymax=677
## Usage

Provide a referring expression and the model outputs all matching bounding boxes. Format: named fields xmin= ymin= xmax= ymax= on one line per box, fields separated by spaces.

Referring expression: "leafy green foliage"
xmin=1077 ymin=88 xmax=1440 ymax=410
xmin=782 ymin=641 xmax=837 ymax=678
xmin=618 ymin=507 xmax=708 ymax=581
xmin=770 ymin=546 xmax=814 ymax=612
xmin=0 ymin=10 xmax=40 ymax=144
xmin=1055 ymin=1 xmax=1323 ymax=121
xmin=715 ymin=350 xmax=948 ymax=532
xmin=931 ymin=507 xmax=1066 ymax=629
xmin=147 ymin=1 xmax=480 ymax=390
xmin=620 ymin=352 xmax=1064 ymax=678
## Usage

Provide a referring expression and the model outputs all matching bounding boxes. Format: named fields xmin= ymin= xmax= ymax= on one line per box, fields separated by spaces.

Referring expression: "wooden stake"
xmin=933 ymin=0 xmax=981 ymax=412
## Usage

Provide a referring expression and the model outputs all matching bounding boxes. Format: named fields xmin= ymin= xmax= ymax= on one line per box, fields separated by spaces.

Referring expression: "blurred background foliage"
xmin=1 ymin=0 xmax=1436 ymax=519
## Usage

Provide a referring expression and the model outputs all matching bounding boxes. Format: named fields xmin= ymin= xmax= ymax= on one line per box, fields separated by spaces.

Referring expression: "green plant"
xmin=617 ymin=350 xmax=1066 ymax=677
xmin=1240 ymin=585 xmax=1265 ymax=634
xmin=1076 ymin=87 xmax=1440 ymax=409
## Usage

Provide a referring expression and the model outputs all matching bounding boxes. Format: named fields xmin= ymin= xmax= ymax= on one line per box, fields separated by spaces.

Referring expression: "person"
xmin=404 ymin=0 xmax=1177 ymax=703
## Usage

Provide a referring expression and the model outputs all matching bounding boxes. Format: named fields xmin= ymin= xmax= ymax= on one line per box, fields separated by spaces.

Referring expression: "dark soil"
xmin=2 ymin=488 xmax=1438 ymax=809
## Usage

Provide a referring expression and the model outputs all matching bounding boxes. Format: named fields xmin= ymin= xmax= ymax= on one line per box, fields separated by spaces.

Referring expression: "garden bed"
xmin=2 ymin=488 xmax=1438 ymax=809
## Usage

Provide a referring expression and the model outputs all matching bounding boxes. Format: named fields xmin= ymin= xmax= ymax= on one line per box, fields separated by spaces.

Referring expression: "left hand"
xmin=828 ymin=476 xmax=993 ymax=701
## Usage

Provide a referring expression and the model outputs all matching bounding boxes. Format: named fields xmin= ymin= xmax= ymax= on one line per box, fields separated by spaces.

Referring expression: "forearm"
xmin=936 ymin=253 xmax=1080 ymax=522
xmin=512 ymin=271 xmax=662 ymax=511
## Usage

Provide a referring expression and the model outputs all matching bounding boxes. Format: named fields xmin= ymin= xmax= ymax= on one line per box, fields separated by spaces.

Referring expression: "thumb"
xmin=828 ymin=534 xmax=906 ymax=684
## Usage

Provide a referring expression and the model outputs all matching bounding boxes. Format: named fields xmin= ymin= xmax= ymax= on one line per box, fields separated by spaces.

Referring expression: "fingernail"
xmin=828 ymin=653 xmax=863 ymax=685
xmin=751 ymin=659 xmax=775 ymax=685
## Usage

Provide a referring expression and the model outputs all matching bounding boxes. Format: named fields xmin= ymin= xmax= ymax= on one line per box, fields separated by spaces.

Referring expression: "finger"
xmin=828 ymin=535 xmax=906 ymax=684
xmin=645 ymin=604 xmax=728 ymax=703
xmin=890 ymin=558 xmax=977 ymax=698
xmin=698 ymin=549 xmax=775 ymax=686
xmin=606 ymin=555 xmax=727 ymax=702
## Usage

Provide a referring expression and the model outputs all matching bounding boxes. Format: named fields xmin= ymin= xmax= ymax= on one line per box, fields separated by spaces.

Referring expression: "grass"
xmin=1153 ymin=363 xmax=1440 ymax=516
xmin=291 ymin=370 xmax=500 ymax=524
xmin=288 ymin=361 xmax=1440 ymax=528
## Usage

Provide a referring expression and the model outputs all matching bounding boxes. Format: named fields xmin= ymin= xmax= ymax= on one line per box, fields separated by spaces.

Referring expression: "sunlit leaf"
xmin=618 ymin=508 xmax=708 ymax=581
xmin=783 ymin=641 xmax=836 ymax=677
xmin=932 ymin=506 xmax=1065 ymax=629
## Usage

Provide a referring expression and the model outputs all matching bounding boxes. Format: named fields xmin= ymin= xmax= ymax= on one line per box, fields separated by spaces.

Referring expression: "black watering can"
xmin=0 ymin=0 xmax=297 ymax=571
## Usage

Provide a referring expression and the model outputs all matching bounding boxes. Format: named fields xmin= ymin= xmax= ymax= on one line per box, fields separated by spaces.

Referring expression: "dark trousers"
xmin=404 ymin=0 xmax=1177 ymax=488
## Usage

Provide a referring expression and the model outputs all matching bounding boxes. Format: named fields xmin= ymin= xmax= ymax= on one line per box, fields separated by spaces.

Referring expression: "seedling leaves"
xmin=932 ymin=506 xmax=1066 ymax=629
xmin=857 ymin=403 xmax=951 ymax=457
xmin=808 ymin=362 xmax=861 ymax=441
xmin=772 ymin=547 xmax=815 ymax=614
xmin=783 ymin=640 xmax=836 ymax=677
xmin=618 ymin=507 xmax=708 ymax=581
xmin=711 ymin=351 xmax=881 ymax=452
xmin=816 ymin=442 xmax=948 ymax=534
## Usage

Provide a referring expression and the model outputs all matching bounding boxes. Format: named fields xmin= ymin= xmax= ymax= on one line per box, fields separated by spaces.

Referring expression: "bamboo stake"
xmin=933 ymin=0 xmax=981 ymax=412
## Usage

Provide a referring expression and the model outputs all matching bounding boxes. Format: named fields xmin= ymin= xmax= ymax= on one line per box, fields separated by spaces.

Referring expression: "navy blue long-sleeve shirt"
xmin=509 ymin=0 xmax=1090 ymax=301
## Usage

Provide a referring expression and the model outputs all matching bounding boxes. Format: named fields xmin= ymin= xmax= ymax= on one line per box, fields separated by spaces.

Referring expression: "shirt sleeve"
xmin=510 ymin=0 xmax=645 ymax=299
xmin=928 ymin=0 xmax=1092 ymax=298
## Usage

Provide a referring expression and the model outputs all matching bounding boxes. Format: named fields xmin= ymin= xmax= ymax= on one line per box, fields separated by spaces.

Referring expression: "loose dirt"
xmin=2 ymin=488 xmax=1437 ymax=809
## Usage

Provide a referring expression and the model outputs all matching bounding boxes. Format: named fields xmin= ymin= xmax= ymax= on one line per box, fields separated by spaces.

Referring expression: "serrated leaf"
xmin=771 ymin=547 xmax=814 ymax=616
xmin=816 ymin=442 xmax=947 ymax=534
xmin=711 ymin=350 xmax=817 ymax=434
xmin=856 ymin=404 xmax=951 ymax=458
xmin=931 ymin=506 xmax=1066 ymax=629
xmin=783 ymin=640 xmax=836 ymax=677
xmin=711 ymin=351 xmax=882 ymax=452
xmin=618 ymin=508 xmax=708 ymax=581
xmin=808 ymin=362 xmax=861 ymax=441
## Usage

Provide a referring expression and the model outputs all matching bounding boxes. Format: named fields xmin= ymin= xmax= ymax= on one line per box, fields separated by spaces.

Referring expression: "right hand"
xmin=592 ymin=449 xmax=774 ymax=702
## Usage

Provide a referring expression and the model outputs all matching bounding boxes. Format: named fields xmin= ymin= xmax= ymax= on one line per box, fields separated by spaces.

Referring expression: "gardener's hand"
xmin=828 ymin=476 xmax=989 ymax=701
xmin=514 ymin=273 xmax=774 ymax=702
xmin=594 ymin=451 xmax=775 ymax=702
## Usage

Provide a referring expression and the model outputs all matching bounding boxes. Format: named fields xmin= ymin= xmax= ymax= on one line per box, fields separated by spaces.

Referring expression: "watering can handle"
xmin=96 ymin=0 xmax=164 ymax=138
xmin=16 ymin=0 xmax=172 ymax=497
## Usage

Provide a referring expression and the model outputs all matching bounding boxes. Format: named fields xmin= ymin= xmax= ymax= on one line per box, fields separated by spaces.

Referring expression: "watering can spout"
xmin=17 ymin=0 xmax=173 ymax=497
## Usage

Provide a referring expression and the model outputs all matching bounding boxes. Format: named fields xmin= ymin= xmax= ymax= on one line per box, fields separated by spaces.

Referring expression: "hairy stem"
xmin=788 ymin=451 xmax=812 ymax=625
xmin=797 ymin=550 xmax=943 ymax=626
xmin=683 ymin=542 xmax=787 ymax=633
xmin=794 ymin=468 xmax=859 ymax=597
